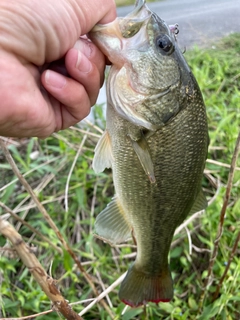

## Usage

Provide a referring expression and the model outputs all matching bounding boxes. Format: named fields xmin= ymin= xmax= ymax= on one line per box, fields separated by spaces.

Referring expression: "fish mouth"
xmin=89 ymin=2 xmax=152 ymax=67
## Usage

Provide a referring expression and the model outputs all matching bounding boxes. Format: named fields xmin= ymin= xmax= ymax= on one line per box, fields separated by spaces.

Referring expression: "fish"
xmin=89 ymin=0 xmax=209 ymax=307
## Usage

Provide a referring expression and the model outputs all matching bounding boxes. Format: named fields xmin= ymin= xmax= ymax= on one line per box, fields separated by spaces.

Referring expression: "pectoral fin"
xmin=130 ymin=135 xmax=156 ymax=183
xmin=92 ymin=130 xmax=113 ymax=173
xmin=189 ymin=189 xmax=208 ymax=215
xmin=95 ymin=197 xmax=132 ymax=245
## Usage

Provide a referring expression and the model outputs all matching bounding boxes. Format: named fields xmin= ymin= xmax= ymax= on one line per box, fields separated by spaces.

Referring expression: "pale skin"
xmin=0 ymin=0 xmax=116 ymax=138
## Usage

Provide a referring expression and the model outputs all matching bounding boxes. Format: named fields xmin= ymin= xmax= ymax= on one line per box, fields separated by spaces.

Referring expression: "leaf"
xmin=188 ymin=297 xmax=198 ymax=310
xmin=76 ymin=187 xmax=86 ymax=209
xmin=232 ymin=198 xmax=240 ymax=215
xmin=1 ymin=183 xmax=16 ymax=204
xmin=3 ymin=298 xmax=20 ymax=310
xmin=122 ymin=307 xmax=143 ymax=320
xmin=63 ymin=250 xmax=74 ymax=272
xmin=170 ymin=246 xmax=183 ymax=258
xmin=198 ymin=303 xmax=221 ymax=320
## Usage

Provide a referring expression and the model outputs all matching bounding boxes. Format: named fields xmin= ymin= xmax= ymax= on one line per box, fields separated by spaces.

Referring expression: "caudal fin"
xmin=119 ymin=264 xmax=173 ymax=307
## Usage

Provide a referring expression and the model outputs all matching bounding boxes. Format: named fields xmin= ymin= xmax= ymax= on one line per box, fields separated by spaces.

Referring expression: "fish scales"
xmin=107 ymin=90 xmax=207 ymax=266
xmin=90 ymin=0 xmax=208 ymax=307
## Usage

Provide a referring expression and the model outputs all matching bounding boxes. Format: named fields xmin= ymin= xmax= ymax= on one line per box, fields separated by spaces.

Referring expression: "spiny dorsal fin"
xmin=95 ymin=197 xmax=132 ymax=245
xmin=92 ymin=130 xmax=113 ymax=173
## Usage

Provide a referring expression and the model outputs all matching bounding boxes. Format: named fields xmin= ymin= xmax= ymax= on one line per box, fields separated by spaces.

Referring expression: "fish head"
xmin=90 ymin=0 xmax=190 ymax=129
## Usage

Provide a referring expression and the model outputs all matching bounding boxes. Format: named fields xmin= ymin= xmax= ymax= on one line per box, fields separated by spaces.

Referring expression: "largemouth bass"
xmin=90 ymin=0 xmax=208 ymax=307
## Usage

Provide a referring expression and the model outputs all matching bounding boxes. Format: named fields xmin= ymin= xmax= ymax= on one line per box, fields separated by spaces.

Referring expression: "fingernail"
xmin=76 ymin=51 xmax=92 ymax=73
xmin=45 ymin=70 xmax=66 ymax=88
xmin=74 ymin=38 xmax=92 ymax=57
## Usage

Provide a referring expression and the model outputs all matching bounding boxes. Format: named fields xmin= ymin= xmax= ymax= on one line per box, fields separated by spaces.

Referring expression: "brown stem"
xmin=199 ymin=132 xmax=240 ymax=310
xmin=212 ymin=231 xmax=240 ymax=302
xmin=0 ymin=216 xmax=83 ymax=320
xmin=0 ymin=202 xmax=61 ymax=253
xmin=0 ymin=138 xmax=115 ymax=319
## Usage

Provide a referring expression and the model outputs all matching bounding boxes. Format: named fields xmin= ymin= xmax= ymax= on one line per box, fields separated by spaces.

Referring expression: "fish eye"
xmin=156 ymin=34 xmax=174 ymax=54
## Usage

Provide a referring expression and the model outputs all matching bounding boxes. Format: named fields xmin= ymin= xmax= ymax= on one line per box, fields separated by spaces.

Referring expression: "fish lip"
xmin=89 ymin=5 xmax=152 ymax=65
xmin=90 ymin=15 xmax=151 ymax=42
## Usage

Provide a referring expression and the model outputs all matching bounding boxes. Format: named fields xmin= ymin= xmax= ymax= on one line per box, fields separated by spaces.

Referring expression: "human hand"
xmin=0 ymin=0 xmax=116 ymax=138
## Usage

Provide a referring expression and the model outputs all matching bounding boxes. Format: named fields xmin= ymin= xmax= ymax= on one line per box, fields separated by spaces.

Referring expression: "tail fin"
xmin=119 ymin=264 xmax=173 ymax=307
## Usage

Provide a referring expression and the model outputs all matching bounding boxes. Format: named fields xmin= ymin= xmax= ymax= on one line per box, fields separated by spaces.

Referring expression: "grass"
xmin=115 ymin=0 xmax=160 ymax=7
xmin=0 ymin=33 xmax=240 ymax=319
xmin=115 ymin=0 xmax=135 ymax=6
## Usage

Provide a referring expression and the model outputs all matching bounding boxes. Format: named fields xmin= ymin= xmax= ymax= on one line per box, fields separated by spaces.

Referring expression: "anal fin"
xmin=92 ymin=130 xmax=113 ymax=173
xmin=95 ymin=197 xmax=131 ymax=245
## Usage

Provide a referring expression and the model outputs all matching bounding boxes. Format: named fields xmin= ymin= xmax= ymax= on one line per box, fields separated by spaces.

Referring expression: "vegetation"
xmin=0 ymin=34 xmax=239 ymax=319
xmin=115 ymin=0 xmax=135 ymax=7
xmin=115 ymin=0 xmax=159 ymax=7
xmin=115 ymin=0 xmax=163 ymax=7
